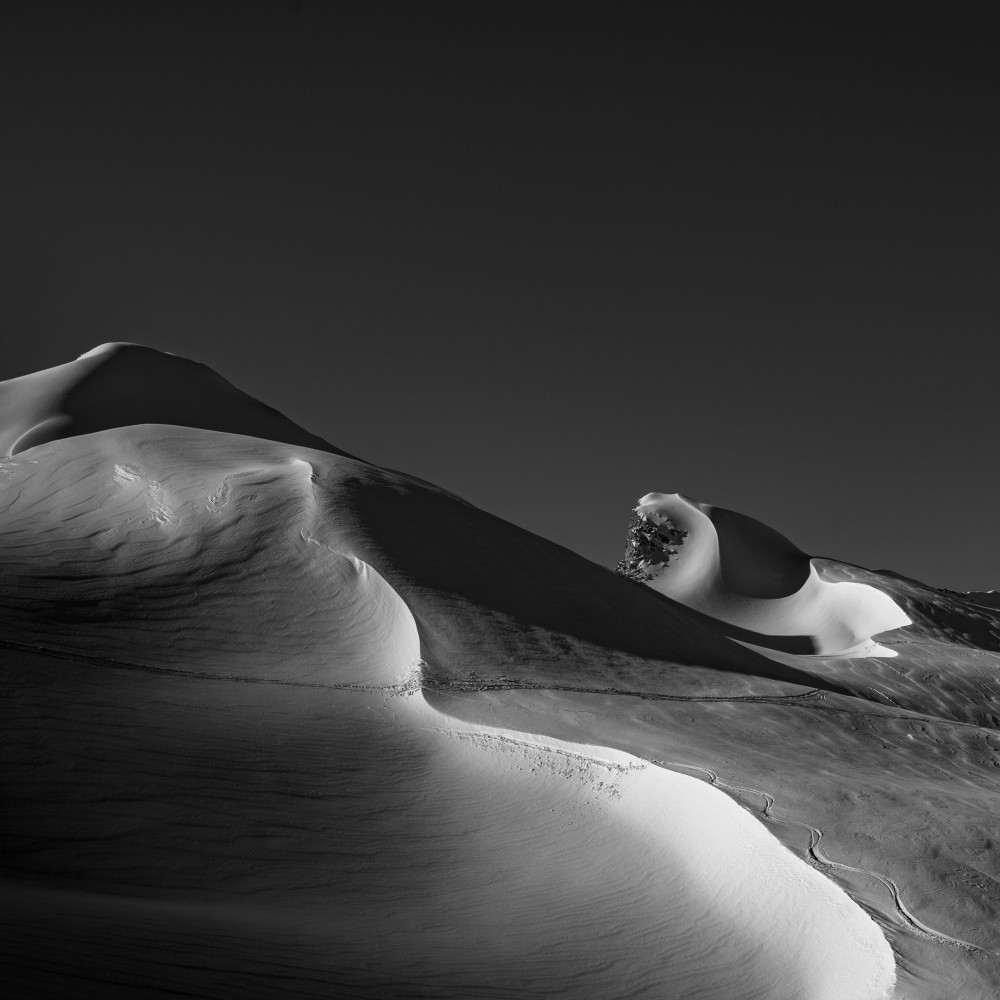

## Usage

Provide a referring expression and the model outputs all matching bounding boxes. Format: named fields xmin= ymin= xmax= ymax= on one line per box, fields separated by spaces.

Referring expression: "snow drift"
xmin=6 ymin=345 xmax=1000 ymax=999
xmin=0 ymin=342 xmax=347 ymax=457
xmin=620 ymin=492 xmax=911 ymax=657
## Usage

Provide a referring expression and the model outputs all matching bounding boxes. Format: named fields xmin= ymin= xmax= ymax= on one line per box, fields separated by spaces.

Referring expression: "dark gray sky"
xmin=2 ymin=5 xmax=998 ymax=589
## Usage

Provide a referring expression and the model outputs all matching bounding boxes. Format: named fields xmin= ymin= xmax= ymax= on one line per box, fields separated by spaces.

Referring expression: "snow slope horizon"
xmin=4 ymin=344 xmax=1000 ymax=998
xmin=0 ymin=426 xmax=898 ymax=1000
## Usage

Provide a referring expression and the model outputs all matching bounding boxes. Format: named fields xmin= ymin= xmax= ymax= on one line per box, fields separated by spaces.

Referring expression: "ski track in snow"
xmin=653 ymin=759 xmax=994 ymax=959
xmin=437 ymin=727 xmax=646 ymax=801
xmin=435 ymin=676 xmax=827 ymax=706
xmin=0 ymin=637 xmax=829 ymax=705
xmin=443 ymin=677 xmax=990 ymax=734
xmin=0 ymin=637 xmax=424 ymax=694
xmin=4 ymin=629 xmax=983 ymax=967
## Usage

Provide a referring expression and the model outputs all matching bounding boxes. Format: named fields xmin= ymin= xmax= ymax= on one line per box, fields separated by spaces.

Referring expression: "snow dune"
xmin=423 ymin=704 xmax=896 ymax=1000
xmin=1 ymin=646 xmax=895 ymax=1000
xmin=630 ymin=493 xmax=911 ymax=657
xmin=0 ymin=342 xmax=347 ymax=457
xmin=0 ymin=427 xmax=843 ymax=695
xmin=0 ymin=434 xmax=416 ymax=686
xmin=0 ymin=445 xmax=895 ymax=996
xmin=19 ymin=344 xmax=1000 ymax=997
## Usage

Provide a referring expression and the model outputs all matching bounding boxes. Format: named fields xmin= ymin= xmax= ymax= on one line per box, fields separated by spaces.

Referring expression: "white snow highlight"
xmin=633 ymin=492 xmax=911 ymax=656
xmin=5 ymin=346 xmax=954 ymax=998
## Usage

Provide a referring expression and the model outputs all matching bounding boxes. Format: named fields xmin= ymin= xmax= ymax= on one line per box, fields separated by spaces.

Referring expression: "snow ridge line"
xmin=2 ymin=637 xmax=984 ymax=733
xmin=428 ymin=678 xmax=989 ymax=732
xmin=653 ymin=759 xmax=995 ymax=957
xmin=0 ymin=638 xmax=423 ymax=693
xmin=0 ymin=637 xmax=823 ymax=706
xmin=7 ymin=636 xmax=994 ymax=954
xmin=2 ymin=636 xmax=987 ymax=732
xmin=427 ymin=677 xmax=825 ymax=706
xmin=437 ymin=727 xmax=647 ymax=774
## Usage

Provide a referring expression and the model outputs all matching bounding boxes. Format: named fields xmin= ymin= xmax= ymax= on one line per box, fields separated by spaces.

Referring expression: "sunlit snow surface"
xmin=631 ymin=493 xmax=911 ymax=657
xmin=0 ymin=430 xmax=893 ymax=999
xmin=4 ymin=347 xmax=1000 ymax=998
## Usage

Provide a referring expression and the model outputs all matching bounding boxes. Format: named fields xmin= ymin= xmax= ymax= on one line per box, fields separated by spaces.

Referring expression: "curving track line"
xmin=654 ymin=759 xmax=994 ymax=957
xmin=430 ymin=676 xmax=827 ymax=706
xmin=8 ymin=633 xmax=997 ymax=958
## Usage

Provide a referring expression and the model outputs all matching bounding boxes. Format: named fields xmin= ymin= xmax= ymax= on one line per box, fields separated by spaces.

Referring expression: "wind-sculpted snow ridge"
xmin=0 ymin=433 xmax=896 ymax=1000
xmin=0 ymin=429 xmax=850 ymax=697
xmin=0 ymin=435 xmax=416 ymax=686
xmin=1 ymin=646 xmax=897 ymax=1000
xmin=0 ymin=427 xmax=894 ymax=999
xmin=618 ymin=492 xmax=912 ymax=658
xmin=0 ymin=342 xmax=351 ymax=457
xmin=4 ymin=346 xmax=1000 ymax=998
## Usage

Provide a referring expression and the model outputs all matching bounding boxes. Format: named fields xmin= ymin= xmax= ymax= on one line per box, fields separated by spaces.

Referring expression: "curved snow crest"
xmin=0 ymin=342 xmax=351 ymax=458
xmin=421 ymin=694 xmax=897 ymax=1000
xmin=0 ymin=432 xmax=420 ymax=686
xmin=629 ymin=493 xmax=911 ymax=657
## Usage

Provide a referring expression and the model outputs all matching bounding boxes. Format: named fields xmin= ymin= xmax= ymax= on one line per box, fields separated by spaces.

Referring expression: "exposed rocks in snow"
xmin=615 ymin=507 xmax=688 ymax=582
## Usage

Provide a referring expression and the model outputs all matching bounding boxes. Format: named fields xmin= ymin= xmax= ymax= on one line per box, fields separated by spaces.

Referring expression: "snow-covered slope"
xmin=0 ymin=342 xmax=347 ymax=456
xmin=4 ymin=347 xmax=1000 ymax=999
xmin=618 ymin=492 xmax=911 ymax=657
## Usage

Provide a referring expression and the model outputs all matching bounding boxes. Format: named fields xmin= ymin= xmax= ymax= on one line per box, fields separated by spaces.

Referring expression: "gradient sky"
xmin=2 ymin=5 xmax=998 ymax=589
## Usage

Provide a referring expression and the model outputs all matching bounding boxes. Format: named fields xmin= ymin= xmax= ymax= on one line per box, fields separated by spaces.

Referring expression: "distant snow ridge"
xmin=0 ymin=342 xmax=351 ymax=458
xmin=618 ymin=492 xmax=912 ymax=658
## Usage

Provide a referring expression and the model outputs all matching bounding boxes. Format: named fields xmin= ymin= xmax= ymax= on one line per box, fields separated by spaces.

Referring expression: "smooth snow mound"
xmin=422 ymin=695 xmax=897 ymax=1000
xmin=633 ymin=493 xmax=911 ymax=656
xmin=0 ymin=343 xmax=349 ymax=457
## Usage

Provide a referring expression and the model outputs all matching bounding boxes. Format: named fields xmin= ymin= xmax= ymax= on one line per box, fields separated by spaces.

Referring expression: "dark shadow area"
xmin=708 ymin=505 xmax=811 ymax=598
xmin=3 ymin=344 xmax=355 ymax=458
xmin=656 ymin=593 xmax=820 ymax=655
xmin=334 ymin=479 xmax=853 ymax=697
